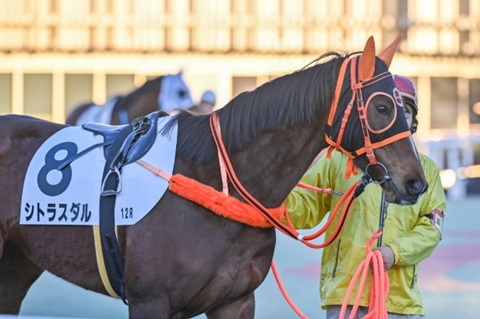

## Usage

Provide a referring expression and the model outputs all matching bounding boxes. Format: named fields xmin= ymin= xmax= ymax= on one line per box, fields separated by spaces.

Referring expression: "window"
xmin=430 ymin=77 xmax=458 ymax=129
xmin=0 ymin=74 xmax=12 ymax=114
xmin=469 ymin=79 xmax=480 ymax=124
xmin=24 ymin=74 xmax=52 ymax=121
xmin=106 ymin=74 xmax=135 ymax=97
xmin=65 ymin=74 xmax=93 ymax=116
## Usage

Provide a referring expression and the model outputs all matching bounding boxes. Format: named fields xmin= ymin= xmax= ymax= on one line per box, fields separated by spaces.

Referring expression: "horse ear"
xmin=378 ymin=35 xmax=402 ymax=69
xmin=358 ymin=36 xmax=376 ymax=82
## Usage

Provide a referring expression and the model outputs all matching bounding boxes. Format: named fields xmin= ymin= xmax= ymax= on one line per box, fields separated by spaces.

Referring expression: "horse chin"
xmin=382 ymin=181 xmax=420 ymax=206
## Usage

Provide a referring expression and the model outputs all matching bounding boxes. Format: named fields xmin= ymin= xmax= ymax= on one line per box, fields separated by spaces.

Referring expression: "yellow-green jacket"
xmin=285 ymin=150 xmax=447 ymax=315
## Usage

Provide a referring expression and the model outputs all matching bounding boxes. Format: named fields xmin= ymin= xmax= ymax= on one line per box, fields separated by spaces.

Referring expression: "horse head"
xmin=158 ymin=70 xmax=194 ymax=113
xmin=326 ymin=36 xmax=427 ymax=205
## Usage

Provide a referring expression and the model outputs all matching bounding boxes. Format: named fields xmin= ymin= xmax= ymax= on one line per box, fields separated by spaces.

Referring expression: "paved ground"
xmin=15 ymin=197 xmax=480 ymax=318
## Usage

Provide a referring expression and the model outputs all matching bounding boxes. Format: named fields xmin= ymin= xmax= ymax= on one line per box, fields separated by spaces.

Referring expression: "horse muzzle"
xmin=384 ymin=177 xmax=428 ymax=206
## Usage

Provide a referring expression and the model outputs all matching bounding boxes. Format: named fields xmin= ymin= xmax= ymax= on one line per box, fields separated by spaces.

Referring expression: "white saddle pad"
xmin=20 ymin=116 xmax=177 ymax=226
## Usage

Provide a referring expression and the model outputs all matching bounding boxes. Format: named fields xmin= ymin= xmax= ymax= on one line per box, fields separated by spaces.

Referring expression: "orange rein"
xmin=209 ymin=113 xmax=360 ymax=248
xmin=137 ymin=112 xmax=361 ymax=248
xmin=136 ymin=113 xmax=371 ymax=319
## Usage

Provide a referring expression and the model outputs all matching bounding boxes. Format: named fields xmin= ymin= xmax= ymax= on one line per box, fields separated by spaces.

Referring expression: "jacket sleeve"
xmin=386 ymin=157 xmax=447 ymax=266
xmin=284 ymin=155 xmax=334 ymax=229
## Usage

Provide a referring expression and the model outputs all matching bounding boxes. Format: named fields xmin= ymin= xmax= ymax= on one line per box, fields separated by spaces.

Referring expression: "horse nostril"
xmin=406 ymin=179 xmax=428 ymax=196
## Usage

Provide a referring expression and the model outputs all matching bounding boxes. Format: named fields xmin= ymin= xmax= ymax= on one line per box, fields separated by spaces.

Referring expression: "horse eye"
xmin=376 ymin=104 xmax=388 ymax=115
xmin=178 ymin=90 xmax=186 ymax=98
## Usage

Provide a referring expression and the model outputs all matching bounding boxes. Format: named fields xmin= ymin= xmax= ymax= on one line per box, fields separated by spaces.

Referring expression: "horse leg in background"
xmin=205 ymin=293 xmax=255 ymax=319
xmin=0 ymin=241 xmax=44 ymax=314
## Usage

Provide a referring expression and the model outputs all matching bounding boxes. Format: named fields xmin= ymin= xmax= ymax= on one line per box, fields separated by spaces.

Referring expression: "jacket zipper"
xmin=410 ymin=265 xmax=416 ymax=289
xmin=332 ymin=239 xmax=341 ymax=278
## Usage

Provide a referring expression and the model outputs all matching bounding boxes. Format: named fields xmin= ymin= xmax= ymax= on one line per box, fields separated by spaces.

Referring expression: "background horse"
xmin=66 ymin=70 xmax=194 ymax=125
xmin=0 ymin=36 xmax=427 ymax=318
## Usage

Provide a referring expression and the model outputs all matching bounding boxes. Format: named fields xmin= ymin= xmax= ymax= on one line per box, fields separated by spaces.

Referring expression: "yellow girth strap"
xmin=92 ymin=225 xmax=121 ymax=299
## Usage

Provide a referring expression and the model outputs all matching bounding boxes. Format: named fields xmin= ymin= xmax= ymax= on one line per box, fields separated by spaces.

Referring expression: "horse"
xmin=0 ymin=36 xmax=428 ymax=318
xmin=66 ymin=70 xmax=194 ymax=125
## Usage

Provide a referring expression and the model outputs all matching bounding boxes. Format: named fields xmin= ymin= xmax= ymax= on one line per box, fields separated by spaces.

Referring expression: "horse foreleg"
xmin=0 ymin=241 xmax=43 ymax=314
xmin=205 ymin=293 xmax=255 ymax=319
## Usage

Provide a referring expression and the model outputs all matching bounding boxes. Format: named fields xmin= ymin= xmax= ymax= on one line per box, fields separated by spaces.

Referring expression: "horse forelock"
xmin=167 ymin=52 xmax=349 ymax=165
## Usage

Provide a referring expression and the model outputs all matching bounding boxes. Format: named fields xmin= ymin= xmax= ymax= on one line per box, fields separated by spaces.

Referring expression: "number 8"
xmin=37 ymin=142 xmax=78 ymax=196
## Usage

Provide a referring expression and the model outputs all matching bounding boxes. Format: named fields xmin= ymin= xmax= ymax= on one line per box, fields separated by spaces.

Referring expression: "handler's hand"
xmin=373 ymin=246 xmax=395 ymax=270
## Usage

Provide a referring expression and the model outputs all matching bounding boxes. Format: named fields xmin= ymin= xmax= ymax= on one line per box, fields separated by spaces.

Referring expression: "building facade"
xmin=0 ymin=0 xmax=479 ymax=197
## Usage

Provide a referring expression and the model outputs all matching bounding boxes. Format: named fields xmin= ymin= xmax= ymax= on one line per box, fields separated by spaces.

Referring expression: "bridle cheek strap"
xmin=326 ymin=57 xmax=373 ymax=178
xmin=326 ymin=58 xmax=354 ymax=178
xmin=328 ymin=58 xmax=350 ymax=127
xmin=352 ymin=66 xmax=395 ymax=166
xmin=351 ymin=56 xmax=379 ymax=166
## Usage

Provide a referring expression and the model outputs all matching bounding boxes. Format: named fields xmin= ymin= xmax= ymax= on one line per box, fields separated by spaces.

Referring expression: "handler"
xmin=189 ymin=89 xmax=216 ymax=114
xmin=285 ymin=75 xmax=447 ymax=318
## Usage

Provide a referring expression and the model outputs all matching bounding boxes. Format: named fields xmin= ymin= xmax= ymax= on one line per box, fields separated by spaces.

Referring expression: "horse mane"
xmin=163 ymin=52 xmax=353 ymax=164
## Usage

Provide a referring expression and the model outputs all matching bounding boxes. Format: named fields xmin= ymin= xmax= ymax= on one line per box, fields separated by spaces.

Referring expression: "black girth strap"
xmin=95 ymin=111 xmax=161 ymax=305
xmin=99 ymin=124 xmax=132 ymax=304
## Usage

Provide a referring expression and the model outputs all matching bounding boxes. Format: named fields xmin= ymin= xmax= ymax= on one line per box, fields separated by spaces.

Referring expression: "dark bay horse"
xmin=66 ymin=70 xmax=194 ymax=125
xmin=0 ymin=36 xmax=427 ymax=318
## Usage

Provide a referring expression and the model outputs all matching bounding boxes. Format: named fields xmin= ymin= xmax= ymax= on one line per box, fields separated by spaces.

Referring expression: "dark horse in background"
xmin=0 ymin=36 xmax=427 ymax=318
xmin=66 ymin=70 xmax=194 ymax=125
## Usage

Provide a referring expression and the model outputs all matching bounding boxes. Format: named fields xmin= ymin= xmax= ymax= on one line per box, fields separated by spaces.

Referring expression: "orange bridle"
xmin=325 ymin=56 xmax=411 ymax=178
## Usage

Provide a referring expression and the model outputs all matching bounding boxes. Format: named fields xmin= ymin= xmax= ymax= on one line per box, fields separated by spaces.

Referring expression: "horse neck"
xmin=116 ymin=86 xmax=159 ymax=121
xmin=215 ymin=61 xmax=338 ymax=208
xmin=226 ymin=119 xmax=328 ymax=209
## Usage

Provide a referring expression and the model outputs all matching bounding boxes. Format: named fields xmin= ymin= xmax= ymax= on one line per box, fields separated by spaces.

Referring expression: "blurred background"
xmin=0 ymin=0 xmax=479 ymax=199
xmin=0 ymin=0 xmax=479 ymax=318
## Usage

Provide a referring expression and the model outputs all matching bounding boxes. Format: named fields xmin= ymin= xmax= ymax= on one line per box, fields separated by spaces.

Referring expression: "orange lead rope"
xmin=271 ymin=260 xmax=309 ymax=319
xmin=339 ymin=230 xmax=390 ymax=319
